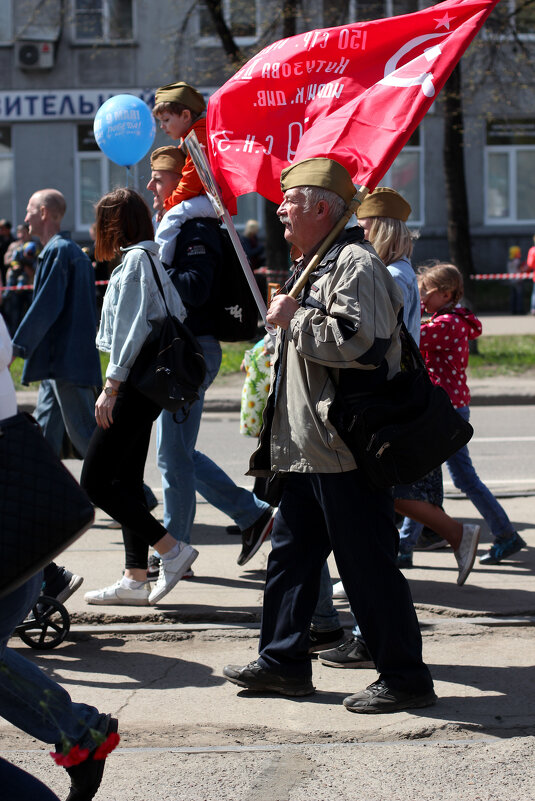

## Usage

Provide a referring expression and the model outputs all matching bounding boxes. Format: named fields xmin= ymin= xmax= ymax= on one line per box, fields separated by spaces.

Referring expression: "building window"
xmin=322 ymin=0 xmax=423 ymax=27
xmin=485 ymin=0 xmax=535 ymax=40
xmin=382 ymin=128 xmax=424 ymax=225
xmin=197 ymin=0 xmax=259 ymax=45
xmin=72 ymin=0 xmax=134 ymax=43
xmin=485 ymin=119 xmax=535 ymax=224
xmin=75 ymin=124 xmax=136 ymax=231
xmin=0 ymin=0 xmax=12 ymax=43
xmin=0 ymin=127 xmax=13 ymax=224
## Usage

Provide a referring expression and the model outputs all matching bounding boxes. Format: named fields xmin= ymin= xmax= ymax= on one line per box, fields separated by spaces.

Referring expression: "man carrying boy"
xmin=152 ymin=81 xmax=216 ymax=265
xmin=146 ymin=146 xmax=275 ymax=568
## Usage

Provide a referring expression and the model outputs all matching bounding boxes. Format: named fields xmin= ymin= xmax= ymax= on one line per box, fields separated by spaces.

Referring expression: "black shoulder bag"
xmin=129 ymin=250 xmax=206 ymax=415
xmin=328 ymin=323 xmax=473 ymax=490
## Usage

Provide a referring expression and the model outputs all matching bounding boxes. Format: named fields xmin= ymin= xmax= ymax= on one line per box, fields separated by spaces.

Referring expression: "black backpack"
xmin=211 ymin=229 xmax=260 ymax=342
xmin=129 ymin=251 xmax=206 ymax=416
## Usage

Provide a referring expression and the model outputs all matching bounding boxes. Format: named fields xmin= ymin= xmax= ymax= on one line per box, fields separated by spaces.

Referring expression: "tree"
xmin=204 ymin=0 xmax=292 ymax=270
xmin=442 ymin=63 xmax=476 ymax=307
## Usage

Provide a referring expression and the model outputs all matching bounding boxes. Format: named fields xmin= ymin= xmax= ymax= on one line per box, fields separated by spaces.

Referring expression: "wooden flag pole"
xmin=287 ymin=186 xmax=369 ymax=300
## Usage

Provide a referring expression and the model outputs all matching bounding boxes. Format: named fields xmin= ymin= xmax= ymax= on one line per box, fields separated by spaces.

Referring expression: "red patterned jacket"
xmin=419 ymin=305 xmax=482 ymax=409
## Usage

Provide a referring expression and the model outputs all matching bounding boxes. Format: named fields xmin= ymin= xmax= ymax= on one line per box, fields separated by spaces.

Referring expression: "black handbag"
xmin=129 ymin=251 xmax=206 ymax=414
xmin=328 ymin=324 xmax=473 ymax=490
xmin=0 ymin=412 xmax=95 ymax=599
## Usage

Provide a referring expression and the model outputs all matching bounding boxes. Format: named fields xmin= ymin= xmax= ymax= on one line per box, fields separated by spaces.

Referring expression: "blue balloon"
xmin=93 ymin=94 xmax=156 ymax=167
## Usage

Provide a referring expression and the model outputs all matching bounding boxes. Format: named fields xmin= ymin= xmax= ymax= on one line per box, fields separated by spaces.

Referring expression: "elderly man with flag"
xmin=223 ymin=157 xmax=436 ymax=713
xmin=208 ymin=0 xmax=501 ymax=711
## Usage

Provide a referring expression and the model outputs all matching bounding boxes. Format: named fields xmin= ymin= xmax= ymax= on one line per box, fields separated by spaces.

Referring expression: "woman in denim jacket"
xmin=81 ymin=188 xmax=198 ymax=607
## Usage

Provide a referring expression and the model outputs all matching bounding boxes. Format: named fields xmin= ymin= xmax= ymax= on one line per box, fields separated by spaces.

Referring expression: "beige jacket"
xmin=250 ymin=227 xmax=403 ymax=476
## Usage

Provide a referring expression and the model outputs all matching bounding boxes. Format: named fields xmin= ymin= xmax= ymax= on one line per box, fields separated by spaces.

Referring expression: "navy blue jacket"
xmin=168 ymin=218 xmax=223 ymax=337
xmin=12 ymin=232 xmax=101 ymax=386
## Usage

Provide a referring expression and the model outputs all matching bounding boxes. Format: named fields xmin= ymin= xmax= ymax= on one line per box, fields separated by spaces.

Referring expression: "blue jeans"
xmin=446 ymin=406 xmax=515 ymax=543
xmin=157 ymin=336 xmax=269 ymax=544
xmin=0 ymin=758 xmax=60 ymax=801
xmin=398 ymin=516 xmax=424 ymax=555
xmin=34 ymin=379 xmax=98 ymax=458
xmin=310 ymin=562 xmax=341 ymax=632
xmin=0 ymin=573 xmax=103 ymax=748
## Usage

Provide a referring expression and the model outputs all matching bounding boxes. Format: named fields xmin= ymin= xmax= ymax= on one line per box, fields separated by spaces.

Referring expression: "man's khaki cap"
xmin=356 ymin=187 xmax=411 ymax=221
xmin=154 ymin=82 xmax=206 ymax=114
xmin=150 ymin=146 xmax=186 ymax=174
xmin=280 ymin=158 xmax=356 ymax=206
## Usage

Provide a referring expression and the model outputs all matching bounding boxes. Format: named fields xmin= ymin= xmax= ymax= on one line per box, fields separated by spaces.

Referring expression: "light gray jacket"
xmin=97 ymin=241 xmax=186 ymax=382
xmin=250 ymin=227 xmax=403 ymax=475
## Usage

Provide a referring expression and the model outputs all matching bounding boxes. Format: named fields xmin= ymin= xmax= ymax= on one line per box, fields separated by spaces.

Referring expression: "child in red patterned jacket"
xmin=418 ymin=263 xmax=526 ymax=566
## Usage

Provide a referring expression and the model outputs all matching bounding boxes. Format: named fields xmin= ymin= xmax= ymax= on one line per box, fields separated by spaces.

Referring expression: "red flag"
xmin=207 ymin=0 xmax=500 ymax=206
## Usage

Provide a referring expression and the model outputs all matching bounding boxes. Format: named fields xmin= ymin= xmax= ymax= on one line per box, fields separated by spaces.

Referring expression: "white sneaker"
xmin=148 ymin=543 xmax=199 ymax=605
xmin=332 ymin=581 xmax=347 ymax=600
xmin=84 ymin=581 xmax=150 ymax=606
xmin=455 ymin=524 xmax=481 ymax=586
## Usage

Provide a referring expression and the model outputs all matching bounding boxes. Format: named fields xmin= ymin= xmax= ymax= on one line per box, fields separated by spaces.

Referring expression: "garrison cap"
xmin=150 ymin=146 xmax=186 ymax=174
xmin=280 ymin=158 xmax=356 ymax=206
xmin=356 ymin=187 xmax=411 ymax=222
xmin=154 ymin=82 xmax=206 ymax=114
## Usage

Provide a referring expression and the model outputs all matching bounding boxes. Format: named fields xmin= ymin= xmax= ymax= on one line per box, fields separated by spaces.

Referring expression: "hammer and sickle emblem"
xmin=379 ymin=33 xmax=447 ymax=98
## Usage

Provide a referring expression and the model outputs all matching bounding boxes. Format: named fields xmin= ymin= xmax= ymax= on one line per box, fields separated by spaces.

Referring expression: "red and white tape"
xmin=470 ymin=273 xmax=534 ymax=281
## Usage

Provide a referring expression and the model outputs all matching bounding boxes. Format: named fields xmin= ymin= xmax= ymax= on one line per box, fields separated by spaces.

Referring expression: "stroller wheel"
xmin=18 ymin=595 xmax=70 ymax=649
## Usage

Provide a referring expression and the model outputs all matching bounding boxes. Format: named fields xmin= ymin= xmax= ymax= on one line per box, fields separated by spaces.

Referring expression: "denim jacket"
xmin=12 ymin=232 xmax=102 ymax=386
xmin=97 ymin=241 xmax=186 ymax=382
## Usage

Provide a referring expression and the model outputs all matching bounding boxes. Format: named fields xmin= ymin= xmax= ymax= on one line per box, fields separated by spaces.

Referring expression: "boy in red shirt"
xmin=152 ymin=81 xmax=217 ymax=265
xmin=419 ymin=263 xmax=527 ymax=565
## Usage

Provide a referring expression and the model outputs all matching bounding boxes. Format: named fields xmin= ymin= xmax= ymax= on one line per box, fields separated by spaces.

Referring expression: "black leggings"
xmin=81 ymin=382 xmax=166 ymax=570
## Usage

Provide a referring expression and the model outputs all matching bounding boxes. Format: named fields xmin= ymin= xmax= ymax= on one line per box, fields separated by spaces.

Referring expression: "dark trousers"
xmin=81 ymin=382 xmax=166 ymax=569
xmin=258 ymin=470 xmax=433 ymax=694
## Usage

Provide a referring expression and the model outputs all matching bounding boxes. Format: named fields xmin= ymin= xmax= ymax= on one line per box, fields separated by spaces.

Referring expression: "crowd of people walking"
xmin=0 ymin=79 xmax=530 ymax=797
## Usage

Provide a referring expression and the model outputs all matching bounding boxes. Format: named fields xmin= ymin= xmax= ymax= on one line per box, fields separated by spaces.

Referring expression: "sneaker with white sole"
xmin=44 ymin=566 xmax=84 ymax=605
xmin=237 ymin=507 xmax=275 ymax=566
xmin=148 ymin=543 xmax=199 ymax=604
xmin=455 ymin=523 xmax=480 ymax=586
xmin=332 ymin=581 xmax=347 ymax=599
xmin=84 ymin=581 xmax=150 ymax=606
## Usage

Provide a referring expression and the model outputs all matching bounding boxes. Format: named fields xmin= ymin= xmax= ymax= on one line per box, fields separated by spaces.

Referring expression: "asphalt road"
xmin=195 ymin=406 xmax=535 ymax=496
xmin=2 ymin=403 xmax=534 ymax=800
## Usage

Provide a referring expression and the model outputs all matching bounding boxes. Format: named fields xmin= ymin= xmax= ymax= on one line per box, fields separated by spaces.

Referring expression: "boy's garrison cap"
xmin=154 ymin=82 xmax=206 ymax=114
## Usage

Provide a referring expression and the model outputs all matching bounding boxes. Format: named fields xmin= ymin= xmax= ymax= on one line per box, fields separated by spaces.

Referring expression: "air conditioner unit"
xmin=16 ymin=41 xmax=55 ymax=70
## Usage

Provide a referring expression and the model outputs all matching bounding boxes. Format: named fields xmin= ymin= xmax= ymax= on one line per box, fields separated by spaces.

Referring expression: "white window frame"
xmin=485 ymin=144 xmax=535 ymax=225
xmin=74 ymin=127 xmax=138 ymax=232
xmin=0 ymin=0 xmax=13 ymax=44
xmin=71 ymin=0 xmax=136 ymax=45
xmin=382 ymin=129 xmax=425 ymax=226
xmin=0 ymin=125 xmax=14 ymax=223
xmin=196 ymin=0 xmax=260 ymax=47
xmin=483 ymin=0 xmax=535 ymax=42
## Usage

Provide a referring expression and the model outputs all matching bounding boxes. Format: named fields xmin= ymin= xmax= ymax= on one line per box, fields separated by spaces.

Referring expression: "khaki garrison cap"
xmin=357 ymin=187 xmax=411 ymax=222
xmin=280 ymin=158 xmax=356 ymax=206
xmin=150 ymin=146 xmax=186 ymax=174
xmin=154 ymin=82 xmax=206 ymax=114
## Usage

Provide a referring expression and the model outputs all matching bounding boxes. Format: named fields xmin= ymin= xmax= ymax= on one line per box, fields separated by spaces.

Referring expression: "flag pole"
xmin=287 ymin=186 xmax=369 ymax=300
xmin=184 ymin=131 xmax=269 ymax=326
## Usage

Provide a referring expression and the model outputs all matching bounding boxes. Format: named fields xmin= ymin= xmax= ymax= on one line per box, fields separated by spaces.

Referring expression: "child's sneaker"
xmin=479 ymin=532 xmax=526 ymax=565
xmin=455 ymin=523 xmax=480 ymax=585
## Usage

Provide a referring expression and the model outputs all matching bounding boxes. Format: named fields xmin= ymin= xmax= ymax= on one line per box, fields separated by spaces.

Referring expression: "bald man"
xmin=12 ymin=189 xmax=101 ymax=457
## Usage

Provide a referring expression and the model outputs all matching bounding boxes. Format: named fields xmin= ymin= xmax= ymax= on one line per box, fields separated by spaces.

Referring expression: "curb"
xmin=15 ymin=392 xmax=535 ymax=415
